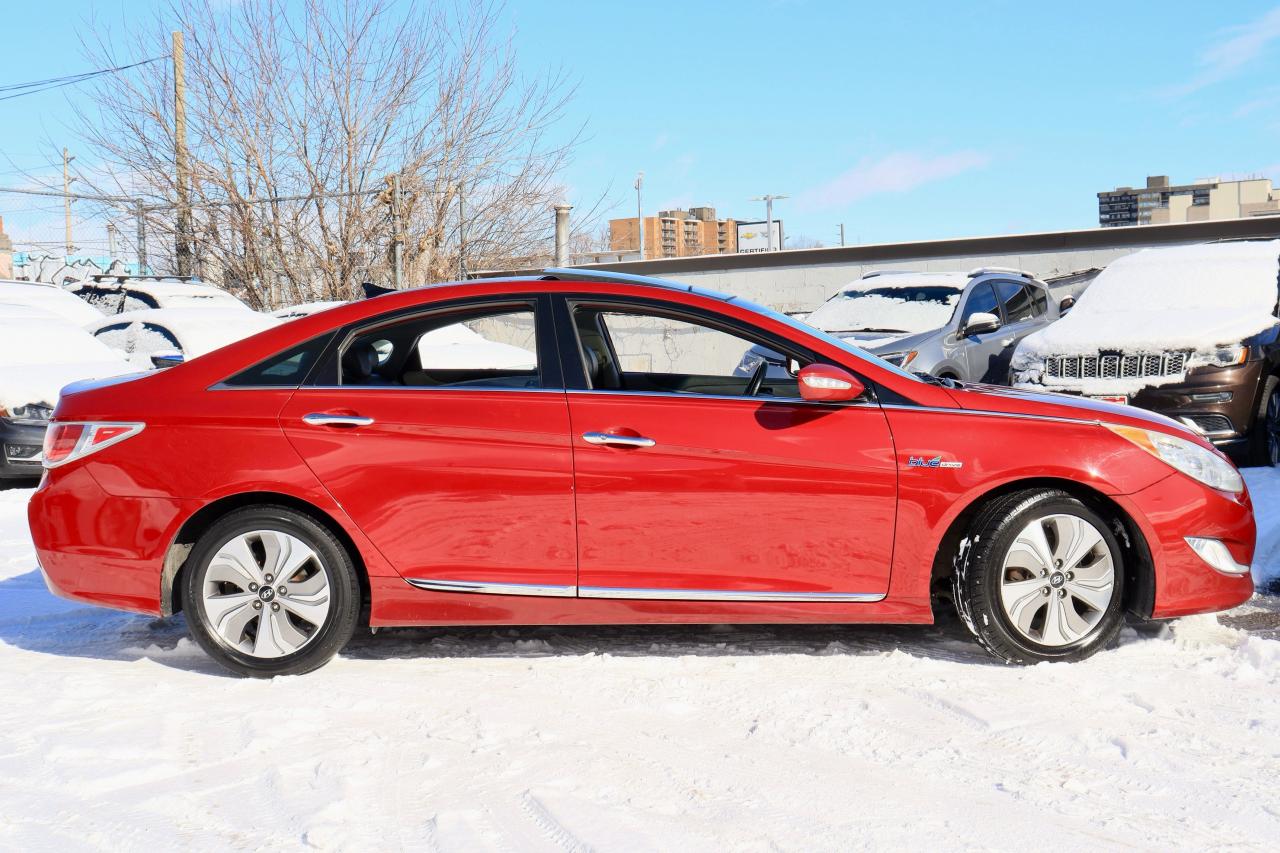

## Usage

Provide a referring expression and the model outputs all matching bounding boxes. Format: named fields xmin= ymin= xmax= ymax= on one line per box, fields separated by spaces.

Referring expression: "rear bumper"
xmin=28 ymin=465 xmax=194 ymax=616
xmin=1115 ymin=473 xmax=1256 ymax=619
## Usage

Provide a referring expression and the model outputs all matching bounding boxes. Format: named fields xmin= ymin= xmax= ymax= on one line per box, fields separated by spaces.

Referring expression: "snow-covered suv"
xmin=1012 ymin=240 xmax=1280 ymax=466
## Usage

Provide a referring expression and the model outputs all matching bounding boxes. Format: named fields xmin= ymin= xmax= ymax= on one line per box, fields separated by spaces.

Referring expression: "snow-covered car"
xmin=0 ymin=278 xmax=105 ymax=325
xmin=270 ymin=301 xmax=348 ymax=320
xmin=1012 ymin=240 xmax=1280 ymax=466
xmin=68 ymin=275 xmax=250 ymax=315
xmin=738 ymin=268 xmax=1063 ymax=384
xmin=0 ymin=316 xmax=133 ymax=478
xmin=89 ymin=307 xmax=281 ymax=369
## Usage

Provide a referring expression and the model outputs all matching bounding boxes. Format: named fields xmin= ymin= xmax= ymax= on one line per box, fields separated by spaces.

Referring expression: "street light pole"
xmin=635 ymin=172 xmax=644 ymax=260
xmin=750 ymin=194 xmax=788 ymax=251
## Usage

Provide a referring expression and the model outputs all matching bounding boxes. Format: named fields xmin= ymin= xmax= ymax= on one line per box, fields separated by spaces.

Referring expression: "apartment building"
xmin=610 ymin=206 xmax=738 ymax=258
xmin=1098 ymin=175 xmax=1280 ymax=227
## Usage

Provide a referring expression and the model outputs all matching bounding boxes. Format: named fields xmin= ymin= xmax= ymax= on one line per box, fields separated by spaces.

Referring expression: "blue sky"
xmin=4 ymin=0 xmax=1280 ymax=247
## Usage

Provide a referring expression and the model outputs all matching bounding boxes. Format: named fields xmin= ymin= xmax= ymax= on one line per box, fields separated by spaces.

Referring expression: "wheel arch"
xmin=928 ymin=477 xmax=1155 ymax=620
xmin=160 ymin=491 xmax=370 ymax=617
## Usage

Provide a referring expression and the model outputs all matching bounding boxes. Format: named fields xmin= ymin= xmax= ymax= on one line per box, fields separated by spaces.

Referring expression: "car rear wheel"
xmin=1247 ymin=375 xmax=1279 ymax=468
xmin=181 ymin=506 xmax=360 ymax=677
xmin=953 ymin=489 xmax=1125 ymax=664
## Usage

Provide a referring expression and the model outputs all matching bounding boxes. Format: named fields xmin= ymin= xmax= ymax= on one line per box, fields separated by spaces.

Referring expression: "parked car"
xmin=30 ymin=268 xmax=1254 ymax=676
xmin=1012 ymin=240 xmax=1280 ymax=466
xmin=68 ymin=275 xmax=250 ymax=314
xmin=0 ymin=278 xmax=105 ymax=325
xmin=0 ymin=315 xmax=133 ymax=479
xmin=88 ymin=307 xmax=281 ymax=369
xmin=741 ymin=268 xmax=1065 ymax=384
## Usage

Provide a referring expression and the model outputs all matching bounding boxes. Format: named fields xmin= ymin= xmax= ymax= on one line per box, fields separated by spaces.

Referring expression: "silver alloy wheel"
xmin=200 ymin=530 xmax=331 ymax=658
xmin=999 ymin=513 xmax=1115 ymax=647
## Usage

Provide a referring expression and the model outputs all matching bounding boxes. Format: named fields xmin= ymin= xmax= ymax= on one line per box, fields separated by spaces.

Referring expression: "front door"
xmin=280 ymin=297 xmax=578 ymax=593
xmin=561 ymin=299 xmax=898 ymax=600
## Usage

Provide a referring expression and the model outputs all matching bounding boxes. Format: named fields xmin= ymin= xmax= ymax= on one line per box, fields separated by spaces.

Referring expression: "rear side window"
xmin=223 ymin=335 xmax=333 ymax=387
xmin=994 ymin=280 xmax=1044 ymax=322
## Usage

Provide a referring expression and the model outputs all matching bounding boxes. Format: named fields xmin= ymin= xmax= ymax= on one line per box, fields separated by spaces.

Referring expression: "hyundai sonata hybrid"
xmin=29 ymin=269 xmax=1255 ymax=676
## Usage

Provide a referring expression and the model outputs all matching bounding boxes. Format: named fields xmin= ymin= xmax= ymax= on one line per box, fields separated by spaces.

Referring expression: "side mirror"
xmin=1058 ymin=295 xmax=1076 ymax=314
xmin=150 ymin=351 xmax=184 ymax=369
xmin=798 ymin=363 xmax=865 ymax=402
xmin=962 ymin=311 xmax=1001 ymax=337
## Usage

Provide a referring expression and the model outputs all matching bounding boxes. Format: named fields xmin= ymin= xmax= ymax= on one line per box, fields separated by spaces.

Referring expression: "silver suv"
xmin=740 ymin=268 xmax=1066 ymax=384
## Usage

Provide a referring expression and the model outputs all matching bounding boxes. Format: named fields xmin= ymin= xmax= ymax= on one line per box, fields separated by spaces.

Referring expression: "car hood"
xmin=945 ymin=381 xmax=1194 ymax=436
xmin=837 ymin=328 xmax=938 ymax=354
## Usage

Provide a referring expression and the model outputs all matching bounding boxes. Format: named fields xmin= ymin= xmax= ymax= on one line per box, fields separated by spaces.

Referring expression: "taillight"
xmin=43 ymin=422 xmax=145 ymax=469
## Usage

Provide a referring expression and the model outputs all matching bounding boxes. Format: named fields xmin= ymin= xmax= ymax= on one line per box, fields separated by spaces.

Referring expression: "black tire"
xmin=1246 ymin=375 xmax=1279 ymax=468
xmin=181 ymin=505 xmax=361 ymax=677
xmin=952 ymin=489 xmax=1126 ymax=664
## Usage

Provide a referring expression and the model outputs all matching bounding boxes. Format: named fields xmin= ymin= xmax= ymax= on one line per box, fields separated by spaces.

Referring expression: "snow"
xmin=0 ymin=318 xmax=134 ymax=410
xmin=88 ymin=308 xmax=281 ymax=366
xmin=0 ymin=279 xmax=105 ymax=325
xmin=805 ymin=275 xmax=962 ymax=335
xmin=1014 ymin=241 xmax=1280 ymax=395
xmin=2 ymin=473 xmax=1280 ymax=848
xmin=271 ymin=300 xmax=348 ymax=320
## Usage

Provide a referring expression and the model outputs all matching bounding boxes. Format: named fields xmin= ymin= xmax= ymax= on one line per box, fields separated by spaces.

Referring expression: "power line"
xmin=0 ymin=55 xmax=168 ymax=103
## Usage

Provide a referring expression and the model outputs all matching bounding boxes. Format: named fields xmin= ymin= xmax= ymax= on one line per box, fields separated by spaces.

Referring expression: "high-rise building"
xmin=1098 ymin=175 xmax=1280 ymax=227
xmin=609 ymin=207 xmax=737 ymax=258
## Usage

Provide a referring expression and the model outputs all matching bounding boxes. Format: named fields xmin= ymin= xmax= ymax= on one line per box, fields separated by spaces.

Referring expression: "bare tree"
xmin=70 ymin=0 xmax=585 ymax=308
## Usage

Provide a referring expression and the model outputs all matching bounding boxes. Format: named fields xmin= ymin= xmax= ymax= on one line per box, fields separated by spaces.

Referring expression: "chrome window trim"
xmin=405 ymin=578 xmax=577 ymax=597
xmin=879 ymin=403 xmax=1100 ymax=427
xmin=210 ymin=383 xmax=568 ymax=394
xmin=565 ymin=389 xmax=881 ymax=408
xmin=578 ymin=586 xmax=886 ymax=603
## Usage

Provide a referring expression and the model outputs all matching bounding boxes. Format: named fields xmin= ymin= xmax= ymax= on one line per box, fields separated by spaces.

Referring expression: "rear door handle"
xmin=303 ymin=413 xmax=375 ymax=427
xmin=582 ymin=431 xmax=656 ymax=448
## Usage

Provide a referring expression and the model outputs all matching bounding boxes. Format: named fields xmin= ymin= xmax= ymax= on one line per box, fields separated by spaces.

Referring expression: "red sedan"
xmin=28 ymin=270 xmax=1256 ymax=676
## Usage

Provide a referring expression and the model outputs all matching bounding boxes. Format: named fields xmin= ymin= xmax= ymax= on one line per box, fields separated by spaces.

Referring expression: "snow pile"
xmin=271 ymin=300 xmax=347 ymax=320
xmin=0 ymin=317 xmax=133 ymax=410
xmin=1014 ymin=241 xmax=1280 ymax=391
xmin=2 ymin=481 xmax=1280 ymax=847
xmin=806 ymin=278 xmax=962 ymax=335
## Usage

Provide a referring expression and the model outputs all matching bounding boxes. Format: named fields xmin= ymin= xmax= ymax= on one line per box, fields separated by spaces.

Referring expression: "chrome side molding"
xmin=406 ymin=577 xmax=884 ymax=603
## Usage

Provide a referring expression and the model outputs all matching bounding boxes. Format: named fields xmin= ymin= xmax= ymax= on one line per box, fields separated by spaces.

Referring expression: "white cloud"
xmin=1168 ymin=6 xmax=1280 ymax=96
xmin=795 ymin=150 xmax=991 ymax=211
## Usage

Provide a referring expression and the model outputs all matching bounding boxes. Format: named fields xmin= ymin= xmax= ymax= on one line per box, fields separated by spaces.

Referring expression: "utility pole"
xmin=106 ymin=222 xmax=118 ymax=258
xmin=839 ymin=223 xmax=846 ymax=247
xmin=634 ymin=172 xmax=644 ymax=259
xmin=62 ymin=147 xmax=74 ymax=257
xmin=173 ymin=30 xmax=194 ymax=276
xmin=553 ymin=203 xmax=572 ymax=266
xmin=750 ymin=194 xmax=788 ymax=251
xmin=457 ymin=180 xmax=466 ymax=280
xmin=390 ymin=173 xmax=404 ymax=289
xmin=135 ymin=200 xmax=148 ymax=274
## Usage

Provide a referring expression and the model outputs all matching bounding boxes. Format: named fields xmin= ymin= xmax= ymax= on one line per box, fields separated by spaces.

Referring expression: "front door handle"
xmin=303 ymin=413 xmax=375 ymax=427
xmin=582 ymin=431 xmax=656 ymax=448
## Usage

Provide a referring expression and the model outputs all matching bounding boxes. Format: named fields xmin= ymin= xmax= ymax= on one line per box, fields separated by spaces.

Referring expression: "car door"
xmin=559 ymin=296 xmax=897 ymax=600
xmin=988 ymin=280 xmax=1049 ymax=384
xmin=279 ymin=295 xmax=578 ymax=593
xmin=956 ymin=281 xmax=1009 ymax=382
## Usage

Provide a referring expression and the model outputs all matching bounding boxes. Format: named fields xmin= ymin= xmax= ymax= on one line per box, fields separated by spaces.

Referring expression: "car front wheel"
xmin=953 ymin=489 xmax=1125 ymax=664
xmin=181 ymin=506 xmax=361 ymax=677
xmin=1248 ymin=375 xmax=1279 ymax=468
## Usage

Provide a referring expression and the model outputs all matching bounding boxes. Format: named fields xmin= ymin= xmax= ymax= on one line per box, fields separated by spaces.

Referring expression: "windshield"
xmin=734 ymin=297 xmax=923 ymax=383
xmin=805 ymin=285 xmax=961 ymax=334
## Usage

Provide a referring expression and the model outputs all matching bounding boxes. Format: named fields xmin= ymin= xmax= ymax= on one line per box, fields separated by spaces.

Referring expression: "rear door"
xmin=559 ymin=296 xmax=898 ymax=601
xmin=279 ymin=295 xmax=578 ymax=593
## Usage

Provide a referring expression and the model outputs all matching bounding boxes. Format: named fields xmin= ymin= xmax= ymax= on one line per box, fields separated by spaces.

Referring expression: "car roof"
xmin=85 ymin=276 xmax=244 ymax=300
xmin=0 ymin=279 xmax=106 ymax=324
xmin=90 ymin=307 xmax=280 ymax=357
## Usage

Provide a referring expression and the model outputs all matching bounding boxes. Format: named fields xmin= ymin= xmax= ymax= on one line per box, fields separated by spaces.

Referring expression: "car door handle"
xmin=302 ymin=413 xmax=375 ymax=427
xmin=582 ymin=431 xmax=656 ymax=448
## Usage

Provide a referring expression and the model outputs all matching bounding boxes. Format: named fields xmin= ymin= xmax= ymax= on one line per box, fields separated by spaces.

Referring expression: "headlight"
xmin=735 ymin=352 xmax=765 ymax=376
xmin=882 ymin=350 xmax=918 ymax=368
xmin=0 ymin=404 xmax=52 ymax=423
xmin=1105 ymin=424 xmax=1244 ymax=493
xmin=1189 ymin=345 xmax=1247 ymax=368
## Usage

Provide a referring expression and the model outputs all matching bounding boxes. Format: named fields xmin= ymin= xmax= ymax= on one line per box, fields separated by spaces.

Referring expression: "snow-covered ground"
xmin=2 ymin=475 xmax=1280 ymax=851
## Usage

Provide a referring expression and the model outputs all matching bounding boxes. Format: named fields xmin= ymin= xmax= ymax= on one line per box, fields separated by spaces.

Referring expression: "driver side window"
xmin=574 ymin=306 xmax=803 ymax=398
xmin=959 ymin=282 xmax=1000 ymax=328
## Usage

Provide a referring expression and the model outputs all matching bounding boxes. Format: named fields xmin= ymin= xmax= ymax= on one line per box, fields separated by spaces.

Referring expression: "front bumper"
xmin=0 ymin=419 xmax=47 ymax=479
xmin=1115 ymin=473 xmax=1256 ymax=619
